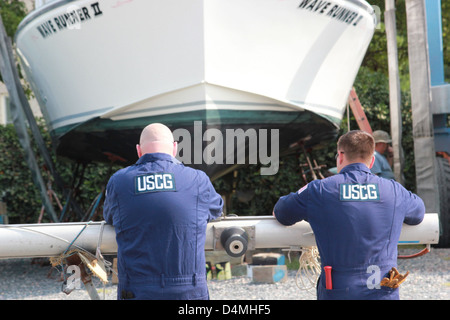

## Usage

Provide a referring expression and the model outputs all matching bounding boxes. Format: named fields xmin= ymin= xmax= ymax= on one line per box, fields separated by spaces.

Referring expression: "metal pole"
xmin=405 ymin=0 xmax=440 ymax=213
xmin=385 ymin=0 xmax=404 ymax=185
xmin=0 ymin=16 xmax=59 ymax=222
xmin=0 ymin=215 xmax=440 ymax=259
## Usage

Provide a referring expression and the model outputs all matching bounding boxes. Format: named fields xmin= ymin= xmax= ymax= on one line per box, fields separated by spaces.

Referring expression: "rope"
xmin=1 ymin=224 xmax=94 ymax=257
xmin=2 ymin=222 xmax=112 ymax=298
xmin=95 ymin=221 xmax=115 ymax=277
xmin=48 ymin=221 xmax=99 ymax=281
xmin=295 ymin=246 xmax=321 ymax=294
xmin=94 ymin=220 xmax=116 ymax=299
xmin=64 ymin=221 xmax=92 ymax=255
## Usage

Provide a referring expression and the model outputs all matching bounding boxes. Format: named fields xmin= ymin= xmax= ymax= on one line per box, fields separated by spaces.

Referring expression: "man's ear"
xmin=369 ymin=155 xmax=375 ymax=169
xmin=136 ymin=144 xmax=142 ymax=158
xmin=172 ymin=141 xmax=178 ymax=158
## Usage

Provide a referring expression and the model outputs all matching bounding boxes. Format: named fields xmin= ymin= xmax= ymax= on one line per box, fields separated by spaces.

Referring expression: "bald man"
xmin=103 ymin=123 xmax=223 ymax=300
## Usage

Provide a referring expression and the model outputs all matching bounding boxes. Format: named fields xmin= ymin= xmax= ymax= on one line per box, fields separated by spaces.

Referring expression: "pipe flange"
xmin=220 ymin=227 xmax=248 ymax=257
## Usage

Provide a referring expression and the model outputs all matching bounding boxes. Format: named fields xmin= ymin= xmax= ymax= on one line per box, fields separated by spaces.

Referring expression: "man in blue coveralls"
xmin=371 ymin=130 xmax=395 ymax=180
xmin=273 ymin=130 xmax=425 ymax=300
xmin=103 ymin=123 xmax=223 ymax=300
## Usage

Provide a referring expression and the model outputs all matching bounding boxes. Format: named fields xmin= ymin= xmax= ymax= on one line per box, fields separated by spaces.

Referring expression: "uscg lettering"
xmin=340 ymin=184 xmax=380 ymax=201
xmin=135 ymin=173 xmax=176 ymax=194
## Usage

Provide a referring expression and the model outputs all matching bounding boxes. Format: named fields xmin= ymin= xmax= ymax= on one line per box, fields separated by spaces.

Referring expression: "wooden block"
xmin=0 ymin=215 xmax=8 ymax=224
xmin=231 ymin=263 xmax=248 ymax=277
xmin=252 ymin=252 xmax=285 ymax=265
xmin=251 ymin=265 xmax=287 ymax=284
xmin=205 ymin=251 xmax=244 ymax=265
xmin=112 ymin=258 xmax=118 ymax=284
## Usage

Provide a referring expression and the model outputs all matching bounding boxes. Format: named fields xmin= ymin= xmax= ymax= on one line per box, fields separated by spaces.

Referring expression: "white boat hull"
xmin=16 ymin=0 xmax=376 ymax=130
xmin=15 ymin=0 xmax=376 ymax=177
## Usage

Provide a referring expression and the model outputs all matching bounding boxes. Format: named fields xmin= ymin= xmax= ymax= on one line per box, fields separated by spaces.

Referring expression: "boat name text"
xmin=36 ymin=2 xmax=103 ymax=39
xmin=298 ymin=0 xmax=364 ymax=26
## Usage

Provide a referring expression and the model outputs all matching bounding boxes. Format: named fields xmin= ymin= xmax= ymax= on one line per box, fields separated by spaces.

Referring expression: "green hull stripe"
xmin=53 ymin=109 xmax=340 ymax=137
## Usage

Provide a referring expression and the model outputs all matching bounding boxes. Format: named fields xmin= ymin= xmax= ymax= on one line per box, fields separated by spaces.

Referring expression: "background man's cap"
xmin=372 ymin=130 xmax=392 ymax=143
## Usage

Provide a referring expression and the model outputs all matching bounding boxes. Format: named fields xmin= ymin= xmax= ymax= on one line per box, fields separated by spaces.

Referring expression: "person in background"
xmin=371 ymin=130 xmax=395 ymax=180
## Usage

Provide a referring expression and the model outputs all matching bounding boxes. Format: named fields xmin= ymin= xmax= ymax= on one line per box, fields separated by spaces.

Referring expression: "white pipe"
xmin=0 ymin=214 xmax=440 ymax=259
xmin=0 ymin=222 xmax=117 ymax=259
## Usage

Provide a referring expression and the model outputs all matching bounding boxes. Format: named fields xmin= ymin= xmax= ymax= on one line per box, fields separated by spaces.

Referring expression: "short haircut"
xmin=337 ymin=130 xmax=375 ymax=162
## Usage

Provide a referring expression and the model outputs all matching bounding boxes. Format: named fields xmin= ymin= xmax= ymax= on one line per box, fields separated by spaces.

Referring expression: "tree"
xmin=0 ymin=0 xmax=27 ymax=37
xmin=0 ymin=0 xmax=28 ymax=83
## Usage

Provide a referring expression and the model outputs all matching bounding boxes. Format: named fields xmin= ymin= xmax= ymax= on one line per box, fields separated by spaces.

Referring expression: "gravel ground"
xmin=0 ymin=248 xmax=448 ymax=300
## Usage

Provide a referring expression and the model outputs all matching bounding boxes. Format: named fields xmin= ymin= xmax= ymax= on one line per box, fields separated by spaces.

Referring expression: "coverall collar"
xmin=136 ymin=152 xmax=181 ymax=165
xmin=340 ymin=162 xmax=372 ymax=174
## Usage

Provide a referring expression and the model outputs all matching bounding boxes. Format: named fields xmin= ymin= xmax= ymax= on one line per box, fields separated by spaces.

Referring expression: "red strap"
xmin=398 ymin=246 xmax=430 ymax=259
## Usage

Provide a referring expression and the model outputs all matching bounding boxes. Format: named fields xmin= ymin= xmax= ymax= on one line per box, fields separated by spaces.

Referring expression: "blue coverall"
xmin=274 ymin=163 xmax=425 ymax=300
xmin=103 ymin=153 xmax=223 ymax=300
xmin=371 ymin=151 xmax=395 ymax=180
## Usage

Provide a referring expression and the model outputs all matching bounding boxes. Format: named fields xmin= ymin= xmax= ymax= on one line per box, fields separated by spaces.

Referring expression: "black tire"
xmin=436 ymin=156 xmax=450 ymax=248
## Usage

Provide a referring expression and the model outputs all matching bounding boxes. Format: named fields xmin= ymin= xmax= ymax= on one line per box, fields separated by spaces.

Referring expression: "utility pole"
xmin=385 ymin=0 xmax=404 ymax=185
xmin=405 ymin=0 xmax=440 ymax=213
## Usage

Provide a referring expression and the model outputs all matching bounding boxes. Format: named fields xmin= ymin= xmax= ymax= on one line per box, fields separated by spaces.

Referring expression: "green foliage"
xmin=0 ymin=0 xmax=29 ymax=85
xmin=215 ymin=155 xmax=311 ymax=216
xmin=1 ymin=0 xmax=446 ymax=221
xmin=0 ymin=121 xmax=118 ymax=223
xmin=0 ymin=123 xmax=39 ymax=223
xmin=441 ymin=0 xmax=450 ymax=81
xmin=350 ymin=67 xmax=416 ymax=192
xmin=366 ymin=0 xmax=450 ymax=83
xmin=361 ymin=0 xmax=411 ymax=89
xmin=0 ymin=0 xmax=27 ymax=38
